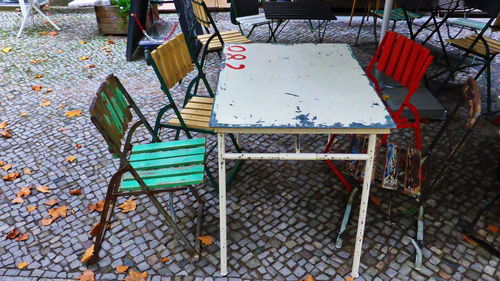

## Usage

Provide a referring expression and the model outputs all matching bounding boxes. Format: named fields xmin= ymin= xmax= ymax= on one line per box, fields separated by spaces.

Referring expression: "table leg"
xmin=351 ymin=134 xmax=377 ymax=278
xmin=218 ymin=132 xmax=228 ymax=275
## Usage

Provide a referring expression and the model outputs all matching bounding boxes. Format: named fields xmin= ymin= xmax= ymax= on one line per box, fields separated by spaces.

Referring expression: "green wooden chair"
xmin=149 ymin=33 xmax=241 ymax=188
xmin=88 ymin=74 xmax=205 ymax=263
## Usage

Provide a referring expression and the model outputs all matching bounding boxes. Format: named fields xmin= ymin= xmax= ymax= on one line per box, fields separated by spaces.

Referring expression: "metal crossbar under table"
xmin=210 ymin=43 xmax=396 ymax=278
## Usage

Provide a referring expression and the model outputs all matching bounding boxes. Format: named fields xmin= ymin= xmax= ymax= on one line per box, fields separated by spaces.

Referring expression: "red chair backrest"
xmin=370 ymin=31 xmax=433 ymax=93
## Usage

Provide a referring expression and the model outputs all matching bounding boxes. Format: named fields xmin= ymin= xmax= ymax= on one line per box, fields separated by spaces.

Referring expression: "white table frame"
xmin=17 ymin=0 xmax=60 ymax=38
xmin=216 ymin=128 xmax=388 ymax=278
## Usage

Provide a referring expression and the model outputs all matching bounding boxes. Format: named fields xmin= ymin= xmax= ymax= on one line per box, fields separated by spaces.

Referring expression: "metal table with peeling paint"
xmin=210 ymin=43 xmax=396 ymax=279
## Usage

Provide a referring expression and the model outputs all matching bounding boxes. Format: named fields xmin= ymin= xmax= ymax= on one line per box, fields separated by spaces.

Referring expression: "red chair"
xmin=324 ymin=31 xmax=433 ymax=192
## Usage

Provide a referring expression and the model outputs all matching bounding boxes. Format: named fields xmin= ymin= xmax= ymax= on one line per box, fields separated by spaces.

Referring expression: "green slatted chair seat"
xmin=448 ymin=18 xmax=487 ymax=31
xmin=372 ymin=8 xmax=423 ymax=21
xmin=120 ymin=138 xmax=206 ymax=191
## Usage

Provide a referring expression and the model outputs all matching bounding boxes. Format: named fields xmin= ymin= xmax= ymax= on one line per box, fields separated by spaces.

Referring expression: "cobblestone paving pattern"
xmin=0 ymin=7 xmax=499 ymax=281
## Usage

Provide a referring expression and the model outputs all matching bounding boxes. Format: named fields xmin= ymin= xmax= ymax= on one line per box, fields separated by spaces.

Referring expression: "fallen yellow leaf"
xmin=0 ymin=129 xmax=12 ymax=138
xmin=17 ymin=262 xmax=29 ymax=269
xmin=42 ymin=217 xmax=54 ymax=226
xmin=41 ymin=99 xmax=51 ymax=107
xmin=64 ymin=110 xmax=82 ymax=118
xmin=2 ymin=47 xmax=12 ymax=53
xmin=11 ymin=197 xmax=24 ymax=204
xmin=198 ymin=235 xmax=213 ymax=246
xmin=2 ymin=163 xmax=12 ymax=170
xmin=118 ymin=199 xmax=136 ymax=213
xmin=381 ymin=94 xmax=390 ymax=101
xmin=49 ymin=206 xmax=68 ymax=219
xmin=116 ymin=265 xmax=129 ymax=274
xmin=3 ymin=172 xmax=20 ymax=181
xmin=24 ymin=168 xmax=31 ymax=175
xmin=79 ymin=55 xmax=89 ymax=61
xmin=36 ymin=185 xmax=50 ymax=193
xmin=80 ymin=244 xmax=95 ymax=263
xmin=66 ymin=155 xmax=77 ymax=162
xmin=79 ymin=41 xmax=87 ymax=44
xmin=27 ymin=206 xmax=37 ymax=212
xmin=19 ymin=112 xmax=29 ymax=116
xmin=17 ymin=186 xmax=31 ymax=197
xmin=0 ymin=121 xmax=7 ymax=129
xmin=32 ymin=85 xmax=42 ymax=91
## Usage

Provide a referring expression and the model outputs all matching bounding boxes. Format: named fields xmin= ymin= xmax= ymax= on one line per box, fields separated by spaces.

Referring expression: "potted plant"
xmin=94 ymin=0 xmax=130 ymax=35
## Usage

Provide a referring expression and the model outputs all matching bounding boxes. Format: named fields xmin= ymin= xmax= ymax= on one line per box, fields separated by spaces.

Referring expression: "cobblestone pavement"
xmin=0 ymin=7 xmax=499 ymax=281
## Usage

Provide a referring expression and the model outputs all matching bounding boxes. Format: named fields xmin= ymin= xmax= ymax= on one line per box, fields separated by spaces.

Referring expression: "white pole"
xmin=218 ymin=133 xmax=228 ymax=276
xmin=351 ymin=134 xmax=377 ymax=278
xmin=379 ymin=0 xmax=394 ymax=45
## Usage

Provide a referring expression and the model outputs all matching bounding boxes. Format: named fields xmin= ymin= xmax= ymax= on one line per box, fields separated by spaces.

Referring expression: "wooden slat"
xmin=179 ymin=113 xmax=211 ymax=122
xmin=131 ymin=154 xmax=205 ymax=170
xmin=130 ymin=147 xmax=206 ymax=162
xmin=120 ymin=173 xmax=204 ymax=191
xmin=394 ymin=40 xmax=414 ymax=82
xmin=122 ymin=165 xmax=204 ymax=181
xmin=447 ymin=35 xmax=500 ymax=56
xmin=385 ymin=35 xmax=405 ymax=77
xmin=185 ymin=102 xmax=213 ymax=110
xmin=191 ymin=0 xmax=211 ymax=28
xmin=180 ymin=108 xmax=212 ymax=117
xmin=190 ymin=96 xmax=214 ymax=104
xmin=167 ymin=118 xmax=212 ymax=130
xmin=132 ymin=138 xmax=205 ymax=154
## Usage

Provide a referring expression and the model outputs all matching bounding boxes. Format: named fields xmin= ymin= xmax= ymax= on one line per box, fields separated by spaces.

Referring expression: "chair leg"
xmin=355 ymin=11 xmax=367 ymax=45
xmin=373 ymin=15 xmax=378 ymax=44
xmin=336 ymin=187 xmax=358 ymax=248
xmin=485 ymin=62 xmax=492 ymax=115
xmin=90 ymin=184 xmax=118 ymax=263
xmin=168 ymin=192 xmax=176 ymax=223
xmin=186 ymin=185 xmax=204 ymax=257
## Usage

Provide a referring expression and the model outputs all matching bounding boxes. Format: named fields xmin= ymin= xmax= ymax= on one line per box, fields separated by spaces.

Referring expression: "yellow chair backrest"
xmin=151 ymin=33 xmax=194 ymax=89
xmin=493 ymin=12 xmax=500 ymax=32
xmin=191 ymin=0 xmax=211 ymax=28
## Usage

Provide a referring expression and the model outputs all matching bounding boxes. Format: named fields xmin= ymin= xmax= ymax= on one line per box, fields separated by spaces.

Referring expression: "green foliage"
xmin=111 ymin=0 xmax=130 ymax=19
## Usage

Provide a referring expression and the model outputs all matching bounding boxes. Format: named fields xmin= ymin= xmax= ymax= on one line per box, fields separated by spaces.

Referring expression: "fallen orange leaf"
xmin=41 ymin=99 xmax=51 ymax=107
xmin=17 ymin=262 xmax=29 ymax=269
xmin=49 ymin=206 xmax=68 ymax=219
xmin=76 ymin=270 xmax=95 ymax=281
xmin=70 ymin=189 xmax=82 ymax=195
xmin=1 ymin=129 xmax=12 ymax=138
xmin=89 ymin=222 xmax=100 ymax=237
xmin=76 ymin=144 xmax=83 ymax=148
xmin=107 ymin=40 xmax=115 ymax=44
xmin=32 ymin=85 xmax=42 ymax=91
xmin=462 ymin=234 xmax=478 ymax=246
xmin=66 ymin=155 xmax=77 ymax=162
xmin=64 ymin=110 xmax=82 ymax=118
xmin=6 ymin=228 xmax=19 ymax=239
xmin=0 ymin=121 xmax=6 ymax=129
xmin=305 ymin=275 xmax=315 ymax=281
xmin=86 ymin=64 xmax=96 ymax=69
xmin=17 ymin=186 xmax=31 ymax=197
xmin=79 ymin=55 xmax=89 ymax=61
xmin=116 ymin=265 xmax=129 ymax=274
xmin=3 ymin=172 xmax=20 ymax=181
xmin=79 ymin=41 xmax=87 ymax=44
xmin=118 ymin=199 xmax=136 ymax=213
xmin=27 ymin=206 xmax=37 ymax=212
xmin=56 ymin=50 xmax=64 ymax=54
xmin=88 ymin=200 xmax=104 ymax=212
xmin=124 ymin=270 xmax=148 ymax=281
xmin=161 ymin=257 xmax=170 ymax=263
xmin=80 ymin=244 xmax=95 ymax=263
xmin=48 ymin=30 xmax=58 ymax=36
xmin=16 ymin=233 xmax=29 ymax=241
xmin=23 ymin=168 xmax=31 ymax=175
xmin=36 ymin=185 xmax=50 ymax=193
xmin=42 ymin=217 xmax=54 ymax=226
xmin=345 ymin=277 xmax=354 ymax=281
xmin=45 ymin=198 xmax=59 ymax=206
xmin=11 ymin=197 xmax=24 ymax=204
xmin=198 ymin=236 xmax=213 ymax=246
xmin=487 ymin=225 xmax=499 ymax=233
xmin=2 ymin=163 xmax=12 ymax=170
xmin=34 ymin=74 xmax=44 ymax=79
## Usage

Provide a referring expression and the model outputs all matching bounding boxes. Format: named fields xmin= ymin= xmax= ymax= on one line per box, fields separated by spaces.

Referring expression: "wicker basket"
xmin=94 ymin=5 xmax=128 ymax=35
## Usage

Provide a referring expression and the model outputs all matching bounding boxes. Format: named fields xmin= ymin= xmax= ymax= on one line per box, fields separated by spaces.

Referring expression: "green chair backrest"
xmin=151 ymin=33 xmax=194 ymax=89
xmin=90 ymin=75 xmax=133 ymax=155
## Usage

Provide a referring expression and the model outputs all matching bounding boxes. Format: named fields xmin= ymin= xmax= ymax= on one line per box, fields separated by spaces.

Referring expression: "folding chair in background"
xmin=230 ymin=0 xmax=272 ymax=39
xmin=189 ymin=0 xmax=251 ymax=68
xmin=355 ymin=0 xmax=423 ymax=45
xmin=88 ymin=74 xmax=205 ymax=263
xmin=149 ymin=33 xmax=242 ymax=188
xmin=444 ymin=0 xmax=500 ymax=114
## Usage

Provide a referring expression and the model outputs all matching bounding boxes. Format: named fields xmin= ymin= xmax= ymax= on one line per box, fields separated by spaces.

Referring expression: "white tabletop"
xmin=210 ymin=43 xmax=396 ymax=133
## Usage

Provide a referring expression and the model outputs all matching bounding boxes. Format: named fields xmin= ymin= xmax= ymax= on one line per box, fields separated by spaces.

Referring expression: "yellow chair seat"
xmin=197 ymin=30 xmax=252 ymax=51
xmin=447 ymin=34 xmax=500 ymax=57
xmin=167 ymin=96 xmax=214 ymax=131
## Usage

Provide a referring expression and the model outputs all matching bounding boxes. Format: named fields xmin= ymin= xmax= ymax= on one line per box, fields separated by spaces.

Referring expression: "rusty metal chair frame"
xmin=149 ymin=33 xmax=242 ymax=188
xmin=88 ymin=74 xmax=204 ymax=263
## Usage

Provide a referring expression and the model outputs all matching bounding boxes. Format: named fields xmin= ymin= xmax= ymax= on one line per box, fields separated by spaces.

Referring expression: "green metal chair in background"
xmin=149 ymin=33 xmax=242 ymax=188
xmin=88 ymin=74 xmax=205 ymax=263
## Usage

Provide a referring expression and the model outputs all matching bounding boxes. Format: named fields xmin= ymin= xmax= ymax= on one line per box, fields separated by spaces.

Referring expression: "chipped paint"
xmin=211 ymin=43 xmax=396 ymax=130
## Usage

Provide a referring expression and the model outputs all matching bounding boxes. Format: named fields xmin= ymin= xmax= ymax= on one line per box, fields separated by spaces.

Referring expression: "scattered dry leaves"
xmin=29 ymin=58 xmax=47 ymax=64
xmin=27 ymin=206 xmax=37 ymax=212
xmin=3 ymin=172 xmax=20 ymax=181
xmin=76 ymin=144 xmax=83 ymax=149
xmin=6 ymin=228 xmax=19 ymax=239
xmin=124 ymin=270 xmax=148 ymax=281
xmin=66 ymin=155 xmax=77 ymax=162
xmin=16 ymin=233 xmax=29 ymax=241
xmin=48 ymin=30 xmax=58 ymax=36
xmin=86 ymin=64 xmax=96 ymax=69
xmin=24 ymin=168 xmax=31 ymax=175
xmin=79 ymin=40 xmax=87 ymax=44
xmin=41 ymin=217 xmax=54 ymax=226
xmin=76 ymin=270 xmax=95 ymax=281
xmin=462 ymin=234 xmax=478 ymax=246
xmin=0 ymin=121 xmax=6 ymax=129
xmin=34 ymin=74 xmax=44 ymax=79
xmin=45 ymin=198 xmax=59 ymax=206
xmin=2 ymin=47 xmax=12 ymax=53
xmin=116 ymin=265 xmax=129 ymax=274
xmin=46 ymin=88 xmax=53 ymax=93
xmin=32 ymin=85 xmax=42 ymax=91
xmin=17 ymin=262 xmax=29 ymax=269
xmin=64 ymin=110 xmax=82 ymax=118
xmin=11 ymin=197 xmax=24 ymax=204
xmin=381 ymin=94 xmax=390 ymax=101
xmin=55 ymin=49 xmax=64 ymax=54
xmin=1 ymin=129 xmax=12 ymax=138
xmin=17 ymin=186 xmax=31 ymax=197
xmin=344 ymin=277 xmax=354 ymax=281
xmin=41 ymin=99 xmax=51 ymax=107
xmin=487 ymin=225 xmax=499 ymax=233
xmin=36 ymin=185 xmax=50 ymax=193
xmin=107 ymin=40 xmax=115 ymax=44
xmin=80 ymin=244 xmax=95 ymax=263
xmin=118 ymin=199 xmax=136 ymax=213
xmin=2 ymin=163 xmax=12 ymax=170
xmin=57 ymin=105 xmax=65 ymax=108
xmin=197 ymin=236 xmax=213 ymax=246
xmin=79 ymin=55 xmax=89 ymax=61
xmin=19 ymin=112 xmax=29 ymax=117
xmin=88 ymin=200 xmax=104 ymax=212
xmin=161 ymin=257 xmax=170 ymax=263
xmin=49 ymin=206 xmax=68 ymax=219
xmin=70 ymin=189 xmax=82 ymax=195
xmin=89 ymin=222 xmax=100 ymax=237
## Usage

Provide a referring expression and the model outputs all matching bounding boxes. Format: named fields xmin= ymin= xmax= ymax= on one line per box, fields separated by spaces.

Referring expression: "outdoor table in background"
xmin=210 ymin=43 xmax=397 ymax=278
xmin=263 ymin=1 xmax=337 ymax=42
